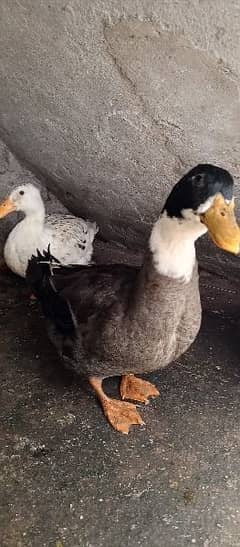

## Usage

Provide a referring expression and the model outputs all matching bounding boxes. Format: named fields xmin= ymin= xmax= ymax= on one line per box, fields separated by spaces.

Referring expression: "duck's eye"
xmin=19 ymin=190 xmax=24 ymax=196
xmin=192 ymin=174 xmax=204 ymax=184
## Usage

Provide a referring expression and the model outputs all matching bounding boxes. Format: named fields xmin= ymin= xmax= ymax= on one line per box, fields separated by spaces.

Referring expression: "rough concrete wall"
xmin=0 ymin=1 xmax=240 ymax=272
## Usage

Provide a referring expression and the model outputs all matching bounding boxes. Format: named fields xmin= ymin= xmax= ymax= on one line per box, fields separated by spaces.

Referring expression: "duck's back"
xmin=45 ymin=214 xmax=98 ymax=266
xmin=55 ymin=263 xmax=138 ymax=323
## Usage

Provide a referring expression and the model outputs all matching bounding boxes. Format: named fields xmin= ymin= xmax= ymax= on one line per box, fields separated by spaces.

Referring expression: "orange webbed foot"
xmin=90 ymin=376 xmax=145 ymax=434
xmin=102 ymin=398 xmax=144 ymax=434
xmin=120 ymin=375 xmax=160 ymax=405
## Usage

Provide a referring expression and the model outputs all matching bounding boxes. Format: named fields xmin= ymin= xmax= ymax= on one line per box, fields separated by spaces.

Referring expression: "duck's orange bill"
xmin=201 ymin=194 xmax=240 ymax=255
xmin=0 ymin=198 xmax=16 ymax=218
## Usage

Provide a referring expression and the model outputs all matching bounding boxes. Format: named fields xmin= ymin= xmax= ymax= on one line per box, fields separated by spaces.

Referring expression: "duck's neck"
xmin=149 ymin=212 xmax=207 ymax=283
xmin=129 ymin=213 xmax=205 ymax=325
xmin=21 ymin=200 xmax=45 ymax=227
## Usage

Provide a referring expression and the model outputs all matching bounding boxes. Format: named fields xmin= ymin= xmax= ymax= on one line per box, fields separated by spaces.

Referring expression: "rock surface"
xmin=0 ymin=1 xmax=240 ymax=269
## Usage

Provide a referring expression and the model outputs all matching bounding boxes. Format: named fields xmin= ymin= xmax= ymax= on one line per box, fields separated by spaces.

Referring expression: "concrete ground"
xmin=1 ymin=242 xmax=240 ymax=547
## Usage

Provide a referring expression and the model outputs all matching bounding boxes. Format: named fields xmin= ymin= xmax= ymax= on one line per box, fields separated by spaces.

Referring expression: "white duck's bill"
xmin=0 ymin=198 xmax=16 ymax=218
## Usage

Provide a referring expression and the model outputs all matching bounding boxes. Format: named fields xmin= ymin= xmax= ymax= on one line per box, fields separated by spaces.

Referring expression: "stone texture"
xmin=104 ymin=20 xmax=240 ymax=170
xmin=0 ymin=0 xmax=240 ymax=270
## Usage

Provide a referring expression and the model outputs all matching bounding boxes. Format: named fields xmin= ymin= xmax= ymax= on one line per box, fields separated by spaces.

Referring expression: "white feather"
xmin=149 ymin=210 xmax=207 ymax=283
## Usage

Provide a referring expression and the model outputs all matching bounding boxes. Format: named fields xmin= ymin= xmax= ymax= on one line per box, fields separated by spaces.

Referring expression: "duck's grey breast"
xmin=94 ymin=266 xmax=201 ymax=376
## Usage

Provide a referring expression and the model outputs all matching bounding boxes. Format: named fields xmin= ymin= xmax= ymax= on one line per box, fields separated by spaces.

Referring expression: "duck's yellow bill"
xmin=201 ymin=194 xmax=240 ymax=255
xmin=0 ymin=198 xmax=16 ymax=218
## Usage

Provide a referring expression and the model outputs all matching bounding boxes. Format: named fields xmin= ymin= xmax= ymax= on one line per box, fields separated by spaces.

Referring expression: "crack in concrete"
xmin=103 ymin=19 xmax=186 ymax=172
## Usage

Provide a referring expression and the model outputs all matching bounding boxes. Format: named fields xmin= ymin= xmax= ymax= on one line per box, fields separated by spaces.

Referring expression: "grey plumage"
xmin=27 ymin=250 xmax=201 ymax=378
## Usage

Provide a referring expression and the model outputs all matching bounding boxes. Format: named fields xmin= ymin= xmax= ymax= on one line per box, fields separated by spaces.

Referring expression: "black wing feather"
xmin=26 ymin=247 xmax=139 ymax=335
xmin=26 ymin=248 xmax=76 ymax=336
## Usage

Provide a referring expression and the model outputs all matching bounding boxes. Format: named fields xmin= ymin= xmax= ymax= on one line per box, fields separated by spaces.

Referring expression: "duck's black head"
xmin=163 ymin=164 xmax=234 ymax=218
xmin=162 ymin=164 xmax=240 ymax=255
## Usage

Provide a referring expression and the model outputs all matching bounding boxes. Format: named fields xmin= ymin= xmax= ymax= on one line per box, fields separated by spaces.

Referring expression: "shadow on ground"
xmin=1 ymin=242 xmax=240 ymax=547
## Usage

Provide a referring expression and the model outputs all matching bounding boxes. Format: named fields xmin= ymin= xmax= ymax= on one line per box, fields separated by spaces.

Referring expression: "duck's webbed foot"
xmin=120 ymin=374 xmax=160 ymax=405
xmin=89 ymin=377 xmax=144 ymax=434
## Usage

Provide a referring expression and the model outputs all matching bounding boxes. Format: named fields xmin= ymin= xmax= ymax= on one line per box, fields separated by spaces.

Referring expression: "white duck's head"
xmin=0 ymin=183 xmax=45 ymax=218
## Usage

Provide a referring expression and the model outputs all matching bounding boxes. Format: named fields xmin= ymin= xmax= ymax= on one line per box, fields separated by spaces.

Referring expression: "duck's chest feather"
xmin=76 ymin=259 xmax=201 ymax=376
xmin=4 ymin=221 xmax=42 ymax=277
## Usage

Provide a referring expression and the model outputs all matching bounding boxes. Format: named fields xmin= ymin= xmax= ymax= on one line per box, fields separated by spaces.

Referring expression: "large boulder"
xmin=0 ymin=1 xmax=239 ymax=273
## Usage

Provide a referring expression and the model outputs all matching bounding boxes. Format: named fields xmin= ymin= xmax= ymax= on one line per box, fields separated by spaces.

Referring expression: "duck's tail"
xmin=88 ymin=220 xmax=99 ymax=243
xmin=26 ymin=246 xmax=76 ymax=336
xmin=26 ymin=245 xmax=59 ymax=297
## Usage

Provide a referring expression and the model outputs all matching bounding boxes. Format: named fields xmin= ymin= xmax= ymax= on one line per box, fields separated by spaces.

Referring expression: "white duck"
xmin=0 ymin=183 xmax=98 ymax=278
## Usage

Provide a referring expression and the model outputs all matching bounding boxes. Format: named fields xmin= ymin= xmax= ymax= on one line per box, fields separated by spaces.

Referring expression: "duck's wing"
xmin=26 ymin=249 xmax=139 ymax=333
xmin=45 ymin=214 xmax=98 ymax=249
xmin=52 ymin=262 xmax=138 ymax=325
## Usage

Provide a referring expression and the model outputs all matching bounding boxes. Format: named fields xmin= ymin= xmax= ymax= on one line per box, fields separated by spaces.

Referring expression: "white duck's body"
xmin=0 ymin=184 xmax=98 ymax=278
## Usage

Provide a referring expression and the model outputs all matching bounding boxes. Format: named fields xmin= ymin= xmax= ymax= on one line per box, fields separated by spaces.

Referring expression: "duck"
xmin=0 ymin=183 xmax=98 ymax=277
xmin=26 ymin=164 xmax=240 ymax=434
